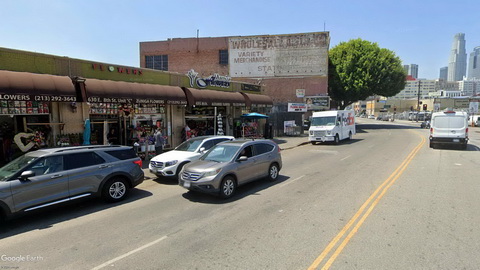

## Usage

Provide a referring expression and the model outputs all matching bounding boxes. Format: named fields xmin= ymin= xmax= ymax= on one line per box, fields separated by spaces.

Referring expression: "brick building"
xmin=140 ymin=32 xmax=330 ymax=135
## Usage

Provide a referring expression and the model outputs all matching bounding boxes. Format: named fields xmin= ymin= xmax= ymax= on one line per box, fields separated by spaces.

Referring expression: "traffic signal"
xmin=423 ymin=104 xmax=427 ymax=111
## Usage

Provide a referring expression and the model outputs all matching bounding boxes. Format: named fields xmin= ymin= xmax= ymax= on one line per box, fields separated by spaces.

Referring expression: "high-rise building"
xmin=409 ymin=64 xmax=419 ymax=79
xmin=403 ymin=64 xmax=419 ymax=79
xmin=468 ymin=46 xmax=480 ymax=79
xmin=440 ymin=66 xmax=448 ymax=80
xmin=447 ymin=33 xmax=467 ymax=81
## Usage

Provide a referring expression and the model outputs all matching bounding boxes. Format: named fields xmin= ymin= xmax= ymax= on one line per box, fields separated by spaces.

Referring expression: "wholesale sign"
xmin=228 ymin=32 xmax=329 ymax=78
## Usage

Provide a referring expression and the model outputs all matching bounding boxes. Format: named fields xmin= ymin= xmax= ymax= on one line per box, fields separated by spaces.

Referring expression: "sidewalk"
xmin=272 ymin=134 xmax=309 ymax=150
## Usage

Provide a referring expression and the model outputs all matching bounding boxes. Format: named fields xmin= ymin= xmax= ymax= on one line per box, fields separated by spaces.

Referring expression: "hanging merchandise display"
xmin=217 ymin=113 xmax=224 ymax=135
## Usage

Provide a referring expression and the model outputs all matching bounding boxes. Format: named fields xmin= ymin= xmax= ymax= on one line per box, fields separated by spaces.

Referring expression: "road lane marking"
xmin=280 ymin=175 xmax=305 ymax=188
xmin=91 ymin=235 xmax=168 ymax=270
xmin=308 ymin=133 xmax=426 ymax=270
xmin=340 ymin=155 xmax=351 ymax=161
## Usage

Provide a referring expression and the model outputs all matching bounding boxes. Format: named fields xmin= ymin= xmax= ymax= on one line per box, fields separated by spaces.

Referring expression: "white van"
xmin=308 ymin=110 xmax=356 ymax=145
xmin=429 ymin=110 xmax=468 ymax=150
xmin=468 ymin=115 xmax=480 ymax=127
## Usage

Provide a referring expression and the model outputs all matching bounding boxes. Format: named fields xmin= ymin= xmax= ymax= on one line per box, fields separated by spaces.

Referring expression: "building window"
xmin=219 ymin=50 xmax=228 ymax=65
xmin=145 ymin=55 xmax=168 ymax=71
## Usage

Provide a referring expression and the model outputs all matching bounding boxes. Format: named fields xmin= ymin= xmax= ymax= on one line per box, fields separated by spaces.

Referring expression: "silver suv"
xmin=179 ymin=140 xmax=282 ymax=198
xmin=0 ymin=145 xmax=144 ymax=221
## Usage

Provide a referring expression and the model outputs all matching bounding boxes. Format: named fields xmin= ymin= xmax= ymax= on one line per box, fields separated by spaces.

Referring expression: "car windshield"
xmin=311 ymin=116 xmax=336 ymax=126
xmin=201 ymin=145 xmax=240 ymax=163
xmin=0 ymin=154 xmax=38 ymax=181
xmin=174 ymin=138 xmax=203 ymax=152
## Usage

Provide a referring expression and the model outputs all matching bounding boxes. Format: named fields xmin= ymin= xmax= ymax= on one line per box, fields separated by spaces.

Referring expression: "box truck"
xmin=308 ymin=110 xmax=356 ymax=145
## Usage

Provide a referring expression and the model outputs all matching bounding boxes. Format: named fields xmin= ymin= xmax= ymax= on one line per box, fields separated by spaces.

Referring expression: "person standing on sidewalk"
xmin=154 ymin=128 xmax=165 ymax=155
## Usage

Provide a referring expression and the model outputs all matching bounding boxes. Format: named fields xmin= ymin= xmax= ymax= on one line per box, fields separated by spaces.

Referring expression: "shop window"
xmin=219 ymin=50 xmax=228 ymax=65
xmin=145 ymin=55 xmax=168 ymax=71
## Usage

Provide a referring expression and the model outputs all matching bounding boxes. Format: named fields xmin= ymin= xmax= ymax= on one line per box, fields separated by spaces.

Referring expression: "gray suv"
xmin=179 ymin=140 xmax=282 ymax=198
xmin=0 ymin=145 xmax=144 ymax=220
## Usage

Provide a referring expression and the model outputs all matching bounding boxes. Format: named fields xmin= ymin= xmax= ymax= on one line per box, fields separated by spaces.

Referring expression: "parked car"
xmin=368 ymin=115 xmax=375 ymax=119
xmin=0 ymin=145 xmax=144 ymax=221
xmin=420 ymin=120 xmax=430 ymax=129
xmin=149 ymin=135 xmax=234 ymax=178
xmin=179 ymin=139 xmax=282 ymax=199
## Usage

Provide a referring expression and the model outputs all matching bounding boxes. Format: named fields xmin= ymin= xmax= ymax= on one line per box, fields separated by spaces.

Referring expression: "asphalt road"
xmin=1 ymin=120 xmax=479 ymax=270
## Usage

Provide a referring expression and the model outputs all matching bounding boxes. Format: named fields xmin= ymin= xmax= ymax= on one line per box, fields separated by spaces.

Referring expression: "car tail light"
xmin=430 ymin=128 xmax=433 ymax=134
xmin=133 ymin=159 xmax=142 ymax=168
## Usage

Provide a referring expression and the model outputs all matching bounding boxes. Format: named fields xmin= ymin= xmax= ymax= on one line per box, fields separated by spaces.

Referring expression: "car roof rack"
xmin=53 ymin=145 xmax=122 ymax=153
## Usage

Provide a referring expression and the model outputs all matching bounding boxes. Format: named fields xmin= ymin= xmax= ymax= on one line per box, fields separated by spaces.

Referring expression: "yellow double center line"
xmin=308 ymin=134 xmax=426 ymax=270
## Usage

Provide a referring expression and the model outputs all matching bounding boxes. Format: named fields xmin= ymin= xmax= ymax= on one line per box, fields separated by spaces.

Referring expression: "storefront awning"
xmin=84 ymin=79 xmax=187 ymax=105
xmin=0 ymin=70 xmax=76 ymax=101
xmin=240 ymin=92 xmax=273 ymax=107
xmin=183 ymin=88 xmax=246 ymax=107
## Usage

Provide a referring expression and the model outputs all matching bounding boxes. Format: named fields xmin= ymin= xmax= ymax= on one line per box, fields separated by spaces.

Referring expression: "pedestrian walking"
xmin=154 ymin=128 xmax=165 ymax=155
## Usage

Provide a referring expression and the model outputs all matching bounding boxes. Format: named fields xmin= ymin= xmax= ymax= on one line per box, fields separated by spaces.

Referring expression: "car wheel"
xmin=348 ymin=132 xmax=353 ymax=140
xmin=102 ymin=178 xmax=129 ymax=202
xmin=267 ymin=163 xmax=279 ymax=182
xmin=334 ymin=134 xmax=340 ymax=145
xmin=175 ymin=163 xmax=188 ymax=179
xmin=311 ymin=141 xmax=317 ymax=145
xmin=219 ymin=176 xmax=236 ymax=199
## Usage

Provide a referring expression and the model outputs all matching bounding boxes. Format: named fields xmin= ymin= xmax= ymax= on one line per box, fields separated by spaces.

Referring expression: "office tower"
xmin=448 ymin=33 xmax=467 ymax=81
xmin=403 ymin=64 xmax=419 ymax=79
xmin=468 ymin=46 xmax=480 ymax=79
xmin=440 ymin=67 xmax=448 ymax=80
xmin=409 ymin=64 xmax=418 ymax=79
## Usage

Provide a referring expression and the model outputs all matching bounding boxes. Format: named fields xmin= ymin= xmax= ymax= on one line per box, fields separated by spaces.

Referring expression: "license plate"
xmin=183 ymin=181 xmax=191 ymax=188
xmin=453 ymin=139 xmax=460 ymax=142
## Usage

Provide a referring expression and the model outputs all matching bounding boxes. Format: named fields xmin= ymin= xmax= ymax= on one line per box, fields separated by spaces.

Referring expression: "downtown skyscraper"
xmin=447 ymin=33 xmax=467 ymax=81
xmin=468 ymin=46 xmax=480 ymax=79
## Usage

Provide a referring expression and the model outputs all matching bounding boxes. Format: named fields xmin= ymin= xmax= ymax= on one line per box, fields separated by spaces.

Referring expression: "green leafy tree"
xmin=328 ymin=39 xmax=406 ymax=109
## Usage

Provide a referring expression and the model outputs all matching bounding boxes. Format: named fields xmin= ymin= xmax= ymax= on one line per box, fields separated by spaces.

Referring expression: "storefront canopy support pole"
xmin=214 ymin=107 xmax=217 ymax=136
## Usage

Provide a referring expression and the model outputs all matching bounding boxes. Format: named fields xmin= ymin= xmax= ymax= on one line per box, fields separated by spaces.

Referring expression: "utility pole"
xmin=416 ymin=80 xmax=421 ymax=122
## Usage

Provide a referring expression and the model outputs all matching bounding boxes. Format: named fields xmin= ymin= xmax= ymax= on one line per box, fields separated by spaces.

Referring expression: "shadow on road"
xmin=0 ymin=188 xmax=152 ymax=238
xmin=181 ymin=175 xmax=291 ymax=204
xmin=356 ymin=123 xmax=421 ymax=132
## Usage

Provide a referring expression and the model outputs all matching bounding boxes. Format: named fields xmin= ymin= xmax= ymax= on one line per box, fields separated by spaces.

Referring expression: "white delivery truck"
xmin=308 ymin=110 xmax=356 ymax=145
xmin=429 ymin=110 xmax=468 ymax=150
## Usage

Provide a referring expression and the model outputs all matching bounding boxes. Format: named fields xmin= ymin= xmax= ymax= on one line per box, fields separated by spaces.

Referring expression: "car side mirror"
xmin=237 ymin=156 xmax=248 ymax=162
xmin=19 ymin=170 xmax=35 ymax=181
xmin=199 ymin=147 xmax=206 ymax=153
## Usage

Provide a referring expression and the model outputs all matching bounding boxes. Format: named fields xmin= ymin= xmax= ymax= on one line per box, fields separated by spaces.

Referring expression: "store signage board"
xmin=87 ymin=96 xmax=187 ymax=105
xmin=469 ymin=101 xmax=479 ymax=113
xmin=241 ymin=84 xmax=261 ymax=92
xmin=187 ymin=69 xmax=231 ymax=89
xmin=454 ymin=99 xmax=469 ymax=108
xmin=0 ymin=94 xmax=76 ymax=102
xmin=304 ymin=96 xmax=330 ymax=110
xmin=288 ymin=103 xmax=307 ymax=112
xmin=296 ymin=89 xmax=305 ymax=98
xmin=92 ymin=64 xmax=143 ymax=76
xmin=228 ymin=33 xmax=328 ymax=78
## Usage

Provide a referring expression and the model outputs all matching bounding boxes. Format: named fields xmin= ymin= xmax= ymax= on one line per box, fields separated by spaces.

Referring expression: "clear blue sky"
xmin=1 ymin=0 xmax=479 ymax=80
